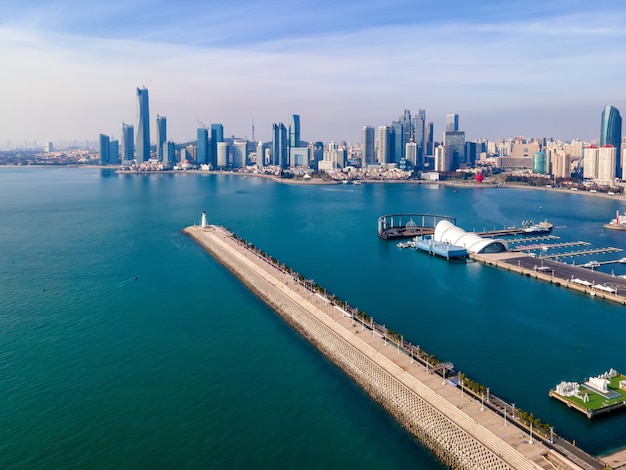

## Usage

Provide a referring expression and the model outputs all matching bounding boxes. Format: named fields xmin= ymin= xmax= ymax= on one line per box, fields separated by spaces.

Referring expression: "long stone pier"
xmin=184 ymin=224 xmax=597 ymax=470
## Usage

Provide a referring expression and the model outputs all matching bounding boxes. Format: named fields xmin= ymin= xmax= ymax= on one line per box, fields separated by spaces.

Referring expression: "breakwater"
xmin=184 ymin=224 xmax=599 ymax=470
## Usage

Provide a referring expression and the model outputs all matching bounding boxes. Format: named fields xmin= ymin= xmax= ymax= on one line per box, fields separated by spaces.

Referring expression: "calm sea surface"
xmin=1 ymin=167 xmax=626 ymax=468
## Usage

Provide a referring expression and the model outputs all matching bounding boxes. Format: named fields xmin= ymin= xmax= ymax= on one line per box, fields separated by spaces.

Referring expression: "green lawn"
xmin=562 ymin=374 xmax=626 ymax=411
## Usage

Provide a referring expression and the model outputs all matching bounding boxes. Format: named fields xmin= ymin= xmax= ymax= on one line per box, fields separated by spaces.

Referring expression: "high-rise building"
xmin=412 ymin=109 xmax=426 ymax=168
xmin=362 ymin=126 xmax=375 ymax=166
xmin=232 ymin=140 xmax=247 ymax=168
xmin=197 ymin=128 xmax=209 ymax=164
xmin=446 ymin=114 xmax=459 ymax=132
xmin=109 ymin=140 xmax=119 ymax=165
xmin=583 ymin=145 xmax=599 ymax=179
xmin=405 ymin=139 xmax=417 ymax=167
xmin=217 ymin=142 xmax=229 ymax=168
xmin=121 ymin=123 xmax=134 ymax=163
xmin=272 ymin=123 xmax=288 ymax=167
xmin=156 ymin=115 xmax=166 ymax=162
xmin=391 ymin=121 xmax=403 ymax=163
xmin=164 ymin=141 xmax=176 ymax=164
xmin=288 ymin=114 xmax=300 ymax=148
xmin=135 ymin=87 xmax=150 ymax=163
xmin=377 ymin=125 xmax=390 ymax=164
xmin=597 ymin=144 xmax=617 ymax=181
xmin=99 ymin=134 xmax=110 ymax=165
xmin=425 ymin=121 xmax=434 ymax=155
xmin=600 ymin=106 xmax=622 ymax=178
xmin=444 ymin=131 xmax=465 ymax=169
xmin=210 ymin=124 xmax=224 ymax=167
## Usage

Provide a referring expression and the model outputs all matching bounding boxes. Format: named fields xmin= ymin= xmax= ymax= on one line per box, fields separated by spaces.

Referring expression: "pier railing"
xmin=223 ymin=226 xmax=603 ymax=468
xmin=377 ymin=213 xmax=456 ymax=239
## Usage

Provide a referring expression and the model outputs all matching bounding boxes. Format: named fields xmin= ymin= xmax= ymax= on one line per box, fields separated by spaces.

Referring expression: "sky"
xmin=1 ymin=0 xmax=626 ymax=146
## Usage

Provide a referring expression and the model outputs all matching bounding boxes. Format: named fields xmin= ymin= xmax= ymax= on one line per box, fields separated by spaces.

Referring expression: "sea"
xmin=1 ymin=167 xmax=626 ymax=469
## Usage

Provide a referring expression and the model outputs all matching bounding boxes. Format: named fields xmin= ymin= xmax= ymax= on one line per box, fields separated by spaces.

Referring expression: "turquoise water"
xmin=1 ymin=168 xmax=626 ymax=468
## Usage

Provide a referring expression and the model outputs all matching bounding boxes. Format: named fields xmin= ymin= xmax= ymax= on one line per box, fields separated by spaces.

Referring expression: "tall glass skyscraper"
xmin=377 ymin=125 xmax=390 ymax=164
xmin=412 ymin=109 xmax=426 ymax=168
xmin=600 ymin=105 xmax=622 ymax=178
xmin=362 ymin=126 xmax=375 ymax=166
xmin=210 ymin=124 xmax=224 ymax=167
xmin=289 ymin=114 xmax=300 ymax=148
xmin=135 ymin=87 xmax=150 ymax=163
xmin=197 ymin=128 xmax=209 ymax=164
xmin=99 ymin=134 xmax=110 ymax=165
xmin=272 ymin=123 xmax=287 ymax=167
xmin=121 ymin=123 xmax=134 ymax=163
xmin=156 ymin=115 xmax=166 ymax=162
xmin=446 ymin=114 xmax=459 ymax=132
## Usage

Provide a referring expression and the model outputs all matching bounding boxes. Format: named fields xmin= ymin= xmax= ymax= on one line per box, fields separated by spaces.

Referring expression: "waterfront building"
xmin=135 ymin=87 xmax=150 ymax=163
xmin=597 ymin=144 xmax=617 ymax=183
xmin=583 ymin=145 xmax=599 ymax=179
xmin=412 ymin=109 xmax=426 ymax=168
xmin=217 ymin=141 xmax=229 ymax=168
xmin=532 ymin=151 xmax=547 ymax=174
xmin=156 ymin=115 xmax=166 ymax=162
xmin=600 ymin=105 xmax=622 ymax=178
xmin=405 ymin=139 xmax=417 ymax=167
xmin=446 ymin=113 xmax=459 ymax=132
xmin=377 ymin=125 xmax=390 ymax=165
xmin=313 ymin=141 xmax=324 ymax=169
xmin=443 ymin=131 xmax=465 ymax=168
xmin=164 ymin=141 xmax=176 ymax=164
xmin=211 ymin=124 xmax=224 ymax=167
xmin=272 ymin=123 xmax=288 ymax=168
xmin=464 ymin=142 xmax=477 ymax=166
xmin=109 ymin=140 xmax=119 ymax=165
xmin=434 ymin=145 xmax=453 ymax=172
xmin=256 ymin=141 xmax=265 ymax=166
xmin=321 ymin=141 xmax=346 ymax=169
xmin=362 ymin=126 xmax=375 ymax=166
xmin=121 ymin=123 xmax=134 ymax=163
xmin=289 ymin=147 xmax=310 ymax=168
xmin=288 ymin=114 xmax=300 ymax=149
xmin=99 ymin=134 xmax=110 ymax=165
xmin=425 ymin=121 xmax=434 ymax=156
xmin=391 ymin=120 xmax=403 ymax=163
xmin=197 ymin=128 xmax=209 ymax=165
xmin=232 ymin=140 xmax=247 ymax=168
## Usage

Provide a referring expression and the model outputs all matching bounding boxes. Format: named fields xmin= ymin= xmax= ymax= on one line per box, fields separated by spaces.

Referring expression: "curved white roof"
xmin=434 ymin=220 xmax=507 ymax=254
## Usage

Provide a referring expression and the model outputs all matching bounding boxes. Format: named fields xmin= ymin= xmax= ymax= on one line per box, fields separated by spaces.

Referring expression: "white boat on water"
xmin=582 ymin=261 xmax=601 ymax=269
xmin=522 ymin=219 xmax=553 ymax=233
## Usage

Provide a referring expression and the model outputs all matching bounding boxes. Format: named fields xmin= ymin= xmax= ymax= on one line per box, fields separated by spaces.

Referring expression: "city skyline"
xmin=2 ymin=0 xmax=626 ymax=144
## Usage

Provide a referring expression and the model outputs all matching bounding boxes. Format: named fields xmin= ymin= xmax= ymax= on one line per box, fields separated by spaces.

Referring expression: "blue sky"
xmin=1 ymin=0 xmax=625 ymax=146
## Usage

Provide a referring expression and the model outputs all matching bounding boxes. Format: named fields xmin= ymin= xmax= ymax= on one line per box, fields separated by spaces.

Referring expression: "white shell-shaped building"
xmin=434 ymin=220 xmax=508 ymax=254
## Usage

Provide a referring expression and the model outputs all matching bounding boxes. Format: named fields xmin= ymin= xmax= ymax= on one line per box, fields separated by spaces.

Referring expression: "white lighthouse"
xmin=201 ymin=211 xmax=207 ymax=228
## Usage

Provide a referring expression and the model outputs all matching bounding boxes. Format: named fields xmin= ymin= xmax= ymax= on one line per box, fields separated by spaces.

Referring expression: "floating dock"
xmin=414 ymin=237 xmax=467 ymax=259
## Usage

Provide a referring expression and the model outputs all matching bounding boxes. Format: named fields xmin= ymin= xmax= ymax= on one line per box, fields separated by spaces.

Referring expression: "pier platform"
xmin=185 ymin=224 xmax=603 ymax=470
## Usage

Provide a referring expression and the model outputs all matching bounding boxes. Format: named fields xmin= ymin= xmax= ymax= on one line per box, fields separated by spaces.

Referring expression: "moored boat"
xmin=603 ymin=210 xmax=626 ymax=230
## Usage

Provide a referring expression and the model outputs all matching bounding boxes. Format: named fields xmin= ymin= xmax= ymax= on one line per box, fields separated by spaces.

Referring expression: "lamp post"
xmin=481 ymin=392 xmax=484 ymax=411
xmin=529 ymin=423 xmax=534 ymax=444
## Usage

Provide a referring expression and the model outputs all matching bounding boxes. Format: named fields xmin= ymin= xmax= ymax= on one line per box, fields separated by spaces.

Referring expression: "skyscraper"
xmin=272 ymin=123 xmax=287 ymax=167
xmin=425 ymin=121 xmax=434 ymax=155
xmin=391 ymin=121 xmax=403 ymax=163
xmin=156 ymin=115 xmax=166 ymax=162
xmin=197 ymin=128 xmax=209 ymax=164
xmin=135 ymin=87 xmax=150 ymax=163
xmin=109 ymin=139 xmax=119 ymax=165
xmin=121 ymin=123 xmax=134 ymax=163
xmin=99 ymin=134 xmax=110 ymax=165
xmin=362 ymin=126 xmax=375 ymax=166
xmin=600 ymin=106 xmax=622 ymax=178
xmin=446 ymin=114 xmax=459 ymax=132
xmin=210 ymin=124 xmax=224 ymax=167
xmin=412 ymin=109 xmax=426 ymax=168
xmin=377 ymin=125 xmax=390 ymax=164
xmin=289 ymin=114 xmax=300 ymax=148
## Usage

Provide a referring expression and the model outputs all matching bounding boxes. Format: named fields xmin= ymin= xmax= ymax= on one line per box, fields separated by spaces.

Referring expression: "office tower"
xmin=232 ymin=140 xmax=247 ymax=168
xmin=156 ymin=115 xmax=166 ymax=162
xmin=425 ymin=121 xmax=434 ymax=155
xmin=164 ymin=141 xmax=176 ymax=164
xmin=217 ymin=141 xmax=229 ymax=167
xmin=377 ymin=125 xmax=390 ymax=164
xmin=109 ymin=140 xmax=119 ymax=164
xmin=597 ymin=144 xmax=617 ymax=181
xmin=444 ymin=131 xmax=465 ymax=169
xmin=135 ymin=87 xmax=150 ymax=163
xmin=401 ymin=109 xmax=412 ymax=151
xmin=197 ymin=128 xmax=209 ymax=164
xmin=464 ymin=142 xmax=477 ymax=166
xmin=600 ymin=106 xmax=622 ymax=178
xmin=313 ymin=141 xmax=324 ymax=168
xmin=210 ymin=124 xmax=224 ymax=167
xmin=288 ymin=114 xmax=300 ymax=148
xmin=256 ymin=141 xmax=265 ymax=166
xmin=405 ymin=139 xmax=417 ymax=167
xmin=362 ymin=126 xmax=375 ymax=166
xmin=99 ymin=134 xmax=110 ymax=165
xmin=272 ymin=123 xmax=287 ymax=167
xmin=391 ymin=120 xmax=403 ymax=163
xmin=121 ymin=123 xmax=134 ymax=163
xmin=412 ymin=109 xmax=426 ymax=168
xmin=446 ymin=114 xmax=459 ymax=132
xmin=532 ymin=151 xmax=547 ymax=174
